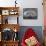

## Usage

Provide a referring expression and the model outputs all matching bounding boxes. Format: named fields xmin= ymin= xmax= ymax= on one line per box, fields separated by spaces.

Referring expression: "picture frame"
xmin=23 ymin=8 xmax=38 ymax=19
xmin=8 ymin=16 xmax=18 ymax=24
xmin=1 ymin=28 xmax=18 ymax=41
xmin=2 ymin=16 xmax=18 ymax=24
xmin=9 ymin=10 xmax=18 ymax=15
xmin=2 ymin=10 xmax=9 ymax=15
xmin=1 ymin=28 xmax=13 ymax=41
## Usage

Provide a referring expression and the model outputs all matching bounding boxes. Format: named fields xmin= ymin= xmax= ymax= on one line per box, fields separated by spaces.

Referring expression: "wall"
xmin=0 ymin=0 xmax=43 ymax=26
xmin=18 ymin=0 xmax=43 ymax=26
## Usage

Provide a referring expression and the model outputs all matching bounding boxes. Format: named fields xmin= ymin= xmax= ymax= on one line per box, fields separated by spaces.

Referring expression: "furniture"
xmin=0 ymin=7 xmax=20 ymax=46
xmin=21 ymin=28 xmax=41 ymax=46
xmin=2 ymin=41 xmax=19 ymax=46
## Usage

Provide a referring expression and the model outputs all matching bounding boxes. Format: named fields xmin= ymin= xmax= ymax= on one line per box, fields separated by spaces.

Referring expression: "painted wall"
xmin=18 ymin=0 xmax=43 ymax=26
xmin=0 ymin=0 xmax=43 ymax=26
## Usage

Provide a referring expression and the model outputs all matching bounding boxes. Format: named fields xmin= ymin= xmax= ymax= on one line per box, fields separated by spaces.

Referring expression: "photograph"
xmin=23 ymin=8 xmax=38 ymax=19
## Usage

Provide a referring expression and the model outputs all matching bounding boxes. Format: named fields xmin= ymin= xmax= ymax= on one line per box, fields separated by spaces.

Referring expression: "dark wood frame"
xmin=0 ymin=7 xmax=20 ymax=46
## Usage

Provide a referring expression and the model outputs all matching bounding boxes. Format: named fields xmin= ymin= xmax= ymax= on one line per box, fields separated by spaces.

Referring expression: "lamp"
xmin=15 ymin=0 xmax=17 ymax=7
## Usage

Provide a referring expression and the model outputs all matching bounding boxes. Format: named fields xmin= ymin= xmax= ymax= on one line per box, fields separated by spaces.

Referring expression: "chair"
xmin=21 ymin=28 xmax=41 ymax=46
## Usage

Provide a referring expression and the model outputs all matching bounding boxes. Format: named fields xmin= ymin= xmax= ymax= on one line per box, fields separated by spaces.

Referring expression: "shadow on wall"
xmin=18 ymin=26 xmax=43 ymax=44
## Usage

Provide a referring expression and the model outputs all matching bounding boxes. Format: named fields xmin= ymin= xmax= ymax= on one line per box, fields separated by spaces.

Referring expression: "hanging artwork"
xmin=23 ymin=8 xmax=38 ymax=19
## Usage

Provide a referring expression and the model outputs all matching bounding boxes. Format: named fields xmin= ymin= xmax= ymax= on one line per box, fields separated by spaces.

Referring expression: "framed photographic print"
xmin=23 ymin=8 xmax=38 ymax=19
xmin=2 ymin=10 xmax=9 ymax=15
xmin=1 ymin=28 xmax=13 ymax=41
xmin=9 ymin=10 xmax=18 ymax=15
xmin=2 ymin=16 xmax=18 ymax=24
xmin=8 ymin=16 xmax=18 ymax=24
